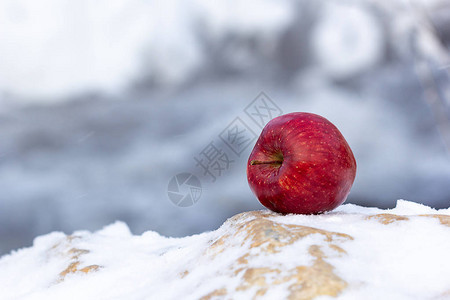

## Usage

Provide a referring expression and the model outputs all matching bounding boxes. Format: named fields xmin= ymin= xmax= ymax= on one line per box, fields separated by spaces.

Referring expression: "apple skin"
xmin=247 ymin=112 xmax=356 ymax=214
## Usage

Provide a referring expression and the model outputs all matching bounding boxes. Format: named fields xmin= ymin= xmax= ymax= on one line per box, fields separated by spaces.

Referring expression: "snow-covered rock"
xmin=0 ymin=200 xmax=449 ymax=300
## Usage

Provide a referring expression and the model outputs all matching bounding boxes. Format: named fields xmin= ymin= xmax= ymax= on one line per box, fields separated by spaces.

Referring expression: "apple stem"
xmin=250 ymin=160 xmax=282 ymax=166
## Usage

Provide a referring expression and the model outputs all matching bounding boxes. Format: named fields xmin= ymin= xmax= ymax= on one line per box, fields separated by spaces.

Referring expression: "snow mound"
xmin=0 ymin=200 xmax=449 ymax=299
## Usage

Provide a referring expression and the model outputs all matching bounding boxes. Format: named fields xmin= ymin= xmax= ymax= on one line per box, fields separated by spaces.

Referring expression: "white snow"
xmin=2 ymin=0 xmax=446 ymax=102
xmin=0 ymin=200 xmax=448 ymax=300
xmin=310 ymin=2 xmax=384 ymax=79
xmin=0 ymin=0 xmax=294 ymax=102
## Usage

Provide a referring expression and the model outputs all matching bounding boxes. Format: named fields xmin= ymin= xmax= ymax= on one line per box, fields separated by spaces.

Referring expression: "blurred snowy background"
xmin=1 ymin=0 xmax=450 ymax=255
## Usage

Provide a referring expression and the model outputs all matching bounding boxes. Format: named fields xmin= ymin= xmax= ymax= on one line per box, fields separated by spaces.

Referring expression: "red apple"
xmin=247 ymin=112 xmax=356 ymax=214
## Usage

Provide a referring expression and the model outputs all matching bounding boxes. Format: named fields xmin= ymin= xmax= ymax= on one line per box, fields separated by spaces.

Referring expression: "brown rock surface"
xmin=49 ymin=235 xmax=100 ymax=282
xmin=202 ymin=211 xmax=353 ymax=299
